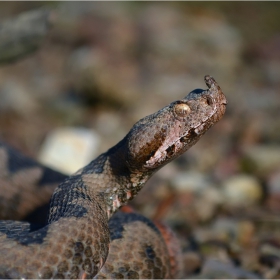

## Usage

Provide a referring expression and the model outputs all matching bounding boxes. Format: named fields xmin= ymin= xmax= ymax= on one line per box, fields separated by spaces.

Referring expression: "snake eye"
xmin=174 ymin=103 xmax=191 ymax=117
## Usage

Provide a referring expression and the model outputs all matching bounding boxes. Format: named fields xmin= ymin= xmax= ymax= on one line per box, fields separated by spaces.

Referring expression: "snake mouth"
xmin=144 ymin=126 xmax=200 ymax=169
xmin=164 ymin=131 xmax=195 ymax=157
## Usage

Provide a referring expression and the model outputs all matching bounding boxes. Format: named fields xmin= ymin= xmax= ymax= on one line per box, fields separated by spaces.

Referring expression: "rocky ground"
xmin=0 ymin=2 xmax=279 ymax=278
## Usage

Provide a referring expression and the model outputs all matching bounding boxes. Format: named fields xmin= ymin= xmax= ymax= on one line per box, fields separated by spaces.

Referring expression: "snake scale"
xmin=0 ymin=75 xmax=226 ymax=279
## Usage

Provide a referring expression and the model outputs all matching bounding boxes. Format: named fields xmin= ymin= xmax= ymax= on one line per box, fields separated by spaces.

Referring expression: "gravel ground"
xmin=0 ymin=2 xmax=279 ymax=278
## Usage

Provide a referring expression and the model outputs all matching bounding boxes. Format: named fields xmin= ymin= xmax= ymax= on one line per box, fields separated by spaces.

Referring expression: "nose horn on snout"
xmin=204 ymin=75 xmax=228 ymax=105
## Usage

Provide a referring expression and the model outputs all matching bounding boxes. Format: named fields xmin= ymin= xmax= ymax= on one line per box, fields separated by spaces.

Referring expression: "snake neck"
xmin=48 ymin=138 xmax=152 ymax=223
xmin=74 ymin=138 xmax=154 ymax=219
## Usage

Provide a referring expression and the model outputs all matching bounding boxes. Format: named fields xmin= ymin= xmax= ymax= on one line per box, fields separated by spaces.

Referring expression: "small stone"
xmin=0 ymin=9 xmax=52 ymax=64
xmin=0 ymin=81 xmax=39 ymax=115
xmin=38 ymin=127 xmax=100 ymax=174
xmin=201 ymin=186 xmax=225 ymax=205
xmin=198 ymin=258 xmax=260 ymax=279
xmin=242 ymin=145 xmax=280 ymax=175
xmin=222 ymin=174 xmax=263 ymax=207
xmin=266 ymin=170 xmax=280 ymax=211
xmin=211 ymin=218 xmax=239 ymax=241
xmin=194 ymin=192 xmax=221 ymax=222
xmin=267 ymin=170 xmax=280 ymax=195
xmin=259 ymin=240 xmax=280 ymax=259
xmin=237 ymin=220 xmax=255 ymax=247
xmin=182 ymin=252 xmax=201 ymax=276
xmin=170 ymin=171 xmax=210 ymax=194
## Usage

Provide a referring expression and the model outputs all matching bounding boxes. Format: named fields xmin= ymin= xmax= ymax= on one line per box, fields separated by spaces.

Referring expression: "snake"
xmin=0 ymin=75 xmax=227 ymax=279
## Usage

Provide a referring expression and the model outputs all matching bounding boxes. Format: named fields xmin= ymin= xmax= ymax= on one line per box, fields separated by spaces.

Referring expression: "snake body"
xmin=0 ymin=142 xmax=67 ymax=224
xmin=94 ymin=207 xmax=182 ymax=279
xmin=0 ymin=76 xmax=226 ymax=278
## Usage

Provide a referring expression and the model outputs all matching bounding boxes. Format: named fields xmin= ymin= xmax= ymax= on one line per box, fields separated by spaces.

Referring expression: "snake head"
xmin=126 ymin=75 xmax=227 ymax=172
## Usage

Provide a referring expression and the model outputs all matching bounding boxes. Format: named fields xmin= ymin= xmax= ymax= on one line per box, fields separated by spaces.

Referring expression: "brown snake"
xmin=0 ymin=75 xmax=226 ymax=279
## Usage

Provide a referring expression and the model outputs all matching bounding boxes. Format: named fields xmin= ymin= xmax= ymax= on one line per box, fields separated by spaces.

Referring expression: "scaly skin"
xmin=94 ymin=206 xmax=184 ymax=279
xmin=94 ymin=210 xmax=173 ymax=279
xmin=0 ymin=142 xmax=66 ymax=223
xmin=0 ymin=75 xmax=226 ymax=278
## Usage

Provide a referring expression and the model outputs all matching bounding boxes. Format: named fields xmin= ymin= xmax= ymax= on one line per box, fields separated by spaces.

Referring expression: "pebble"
xmin=211 ymin=218 xmax=239 ymax=241
xmin=169 ymin=172 xmax=225 ymax=222
xmin=242 ymin=145 xmax=280 ymax=175
xmin=38 ymin=127 xmax=100 ymax=174
xmin=267 ymin=170 xmax=280 ymax=195
xmin=237 ymin=220 xmax=256 ymax=247
xmin=182 ymin=251 xmax=202 ymax=276
xmin=198 ymin=258 xmax=260 ymax=279
xmin=67 ymin=46 xmax=97 ymax=73
xmin=194 ymin=187 xmax=225 ymax=222
xmin=222 ymin=174 xmax=263 ymax=207
xmin=0 ymin=81 xmax=39 ymax=115
xmin=0 ymin=9 xmax=52 ymax=63
xmin=199 ymin=186 xmax=225 ymax=206
xmin=266 ymin=170 xmax=280 ymax=211
xmin=170 ymin=171 xmax=211 ymax=194
xmin=260 ymin=242 xmax=280 ymax=259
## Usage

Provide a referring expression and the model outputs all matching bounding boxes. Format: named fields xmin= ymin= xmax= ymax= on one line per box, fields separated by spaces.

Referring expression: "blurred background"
xmin=0 ymin=2 xmax=280 ymax=278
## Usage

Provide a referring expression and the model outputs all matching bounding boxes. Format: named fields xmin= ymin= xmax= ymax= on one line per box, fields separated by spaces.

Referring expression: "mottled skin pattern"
xmin=0 ymin=76 xmax=226 ymax=278
xmin=95 ymin=211 xmax=172 ymax=279
xmin=98 ymin=205 xmax=184 ymax=279
xmin=0 ymin=142 xmax=66 ymax=223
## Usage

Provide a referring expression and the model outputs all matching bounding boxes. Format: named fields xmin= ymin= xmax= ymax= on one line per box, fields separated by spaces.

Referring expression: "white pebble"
xmin=38 ymin=127 xmax=100 ymax=175
xmin=222 ymin=174 xmax=262 ymax=207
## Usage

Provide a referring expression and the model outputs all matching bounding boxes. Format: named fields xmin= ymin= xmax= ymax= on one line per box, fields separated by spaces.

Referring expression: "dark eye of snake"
xmin=174 ymin=103 xmax=191 ymax=117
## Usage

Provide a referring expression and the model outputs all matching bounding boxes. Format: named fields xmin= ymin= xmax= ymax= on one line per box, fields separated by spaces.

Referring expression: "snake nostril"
xmin=206 ymin=96 xmax=213 ymax=105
